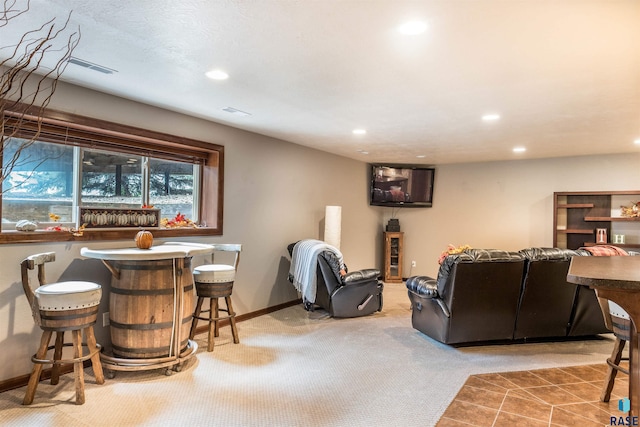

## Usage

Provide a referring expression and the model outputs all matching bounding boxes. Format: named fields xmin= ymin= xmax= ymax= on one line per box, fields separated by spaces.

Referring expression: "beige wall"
xmin=393 ymin=154 xmax=640 ymax=279
xmin=2 ymin=80 xmax=639 ymax=382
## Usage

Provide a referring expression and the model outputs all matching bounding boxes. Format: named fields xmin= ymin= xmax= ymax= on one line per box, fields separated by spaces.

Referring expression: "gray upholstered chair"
xmin=20 ymin=252 xmax=104 ymax=405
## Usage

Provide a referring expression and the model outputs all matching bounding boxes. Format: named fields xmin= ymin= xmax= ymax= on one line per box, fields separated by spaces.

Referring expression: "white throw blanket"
xmin=289 ymin=239 xmax=344 ymax=305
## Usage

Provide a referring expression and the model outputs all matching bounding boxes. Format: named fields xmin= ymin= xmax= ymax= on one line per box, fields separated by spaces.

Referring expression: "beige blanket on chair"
xmin=289 ymin=239 xmax=343 ymax=306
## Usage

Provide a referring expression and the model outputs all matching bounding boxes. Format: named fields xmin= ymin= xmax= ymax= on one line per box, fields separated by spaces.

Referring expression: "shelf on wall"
xmin=553 ymin=191 xmax=640 ymax=250
xmin=556 ymin=229 xmax=595 ymax=235
xmin=584 ymin=216 xmax=640 ymax=222
xmin=557 ymin=204 xmax=595 ymax=209
xmin=583 ymin=242 xmax=640 ymax=248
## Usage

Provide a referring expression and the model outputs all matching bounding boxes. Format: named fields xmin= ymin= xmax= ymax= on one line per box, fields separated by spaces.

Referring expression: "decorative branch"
xmin=0 ymin=0 xmax=80 ymax=192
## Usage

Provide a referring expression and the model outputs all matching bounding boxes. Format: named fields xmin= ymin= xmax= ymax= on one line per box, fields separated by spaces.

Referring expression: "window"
xmin=2 ymin=138 xmax=74 ymax=224
xmin=0 ymin=105 xmax=223 ymax=243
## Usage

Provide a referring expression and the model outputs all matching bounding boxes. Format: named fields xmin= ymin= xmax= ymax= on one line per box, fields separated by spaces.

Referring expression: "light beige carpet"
xmin=0 ymin=283 xmax=617 ymax=426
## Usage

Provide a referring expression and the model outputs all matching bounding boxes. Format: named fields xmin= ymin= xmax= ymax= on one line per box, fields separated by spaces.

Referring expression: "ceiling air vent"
xmin=222 ymin=107 xmax=251 ymax=117
xmin=68 ymin=57 xmax=117 ymax=74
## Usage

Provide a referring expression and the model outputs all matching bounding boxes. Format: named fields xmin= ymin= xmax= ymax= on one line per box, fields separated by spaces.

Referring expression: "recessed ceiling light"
xmin=398 ymin=21 xmax=427 ymax=35
xmin=357 ymin=150 xmax=369 ymax=155
xmin=416 ymin=155 xmax=426 ymax=158
xmin=352 ymin=129 xmax=367 ymax=135
xmin=482 ymin=114 xmax=501 ymax=121
xmin=635 ymin=138 xmax=640 ymax=145
xmin=513 ymin=147 xmax=526 ymax=153
xmin=205 ymin=69 xmax=229 ymax=80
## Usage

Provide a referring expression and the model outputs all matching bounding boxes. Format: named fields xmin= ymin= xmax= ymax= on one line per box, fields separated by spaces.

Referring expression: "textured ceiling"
xmin=3 ymin=0 xmax=639 ymax=165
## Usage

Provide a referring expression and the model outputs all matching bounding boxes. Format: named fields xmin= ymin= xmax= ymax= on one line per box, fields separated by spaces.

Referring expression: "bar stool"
xmin=600 ymin=299 xmax=630 ymax=402
xmin=20 ymin=252 xmax=105 ymax=405
xmin=189 ymin=244 xmax=242 ymax=352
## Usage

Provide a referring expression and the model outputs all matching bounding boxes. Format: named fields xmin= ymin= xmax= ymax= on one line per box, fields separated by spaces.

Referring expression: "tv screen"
xmin=370 ymin=164 xmax=435 ymax=208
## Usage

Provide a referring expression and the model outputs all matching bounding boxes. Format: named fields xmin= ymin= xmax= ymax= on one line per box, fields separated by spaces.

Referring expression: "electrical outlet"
xmin=103 ymin=312 xmax=110 ymax=327
xmin=411 ymin=260 xmax=417 ymax=267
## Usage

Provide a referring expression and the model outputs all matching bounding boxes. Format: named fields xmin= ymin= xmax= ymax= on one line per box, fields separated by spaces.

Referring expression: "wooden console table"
xmin=80 ymin=242 xmax=213 ymax=376
xmin=567 ymin=256 xmax=640 ymax=417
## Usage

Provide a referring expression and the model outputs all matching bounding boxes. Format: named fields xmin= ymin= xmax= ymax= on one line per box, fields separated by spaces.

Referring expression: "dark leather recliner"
xmin=407 ymin=247 xmax=609 ymax=346
xmin=287 ymin=243 xmax=383 ymax=318
xmin=514 ymin=247 xmax=602 ymax=339
xmin=406 ymin=249 xmax=526 ymax=345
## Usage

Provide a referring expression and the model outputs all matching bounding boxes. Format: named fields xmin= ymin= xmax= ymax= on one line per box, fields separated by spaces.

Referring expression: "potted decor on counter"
xmin=135 ymin=229 xmax=154 ymax=249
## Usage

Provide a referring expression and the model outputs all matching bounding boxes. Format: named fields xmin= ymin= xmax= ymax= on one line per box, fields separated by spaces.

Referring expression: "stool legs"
xmin=226 ymin=296 xmax=239 ymax=344
xmin=208 ymin=298 xmax=218 ymax=351
xmin=190 ymin=295 xmax=239 ymax=352
xmin=85 ymin=327 xmax=105 ymax=385
xmin=23 ymin=325 xmax=104 ymax=405
xmin=72 ymin=330 xmax=85 ymax=405
xmin=51 ymin=332 xmax=64 ymax=385
xmin=601 ymin=337 xmax=628 ymax=402
xmin=23 ymin=330 xmax=53 ymax=405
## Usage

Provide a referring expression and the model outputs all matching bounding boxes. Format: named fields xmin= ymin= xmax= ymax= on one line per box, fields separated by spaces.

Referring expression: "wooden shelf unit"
xmin=383 ymin=232 xmax=403 ymax=282
xmin=554 ymin=191 xmax=640 ymax=250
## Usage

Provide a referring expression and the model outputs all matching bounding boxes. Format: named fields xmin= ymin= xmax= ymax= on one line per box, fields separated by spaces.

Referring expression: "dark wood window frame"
xmin=1 ymin=105 xmax=224 ymax=244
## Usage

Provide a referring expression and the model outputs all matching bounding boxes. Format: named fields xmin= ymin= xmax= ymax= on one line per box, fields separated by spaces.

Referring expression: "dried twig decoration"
xmin=0 ymin=0 xmax=80 ymax=192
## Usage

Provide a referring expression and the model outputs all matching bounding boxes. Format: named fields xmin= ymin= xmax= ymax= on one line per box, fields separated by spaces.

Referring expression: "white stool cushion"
xmin=35 ymin=281 xmax=102 ymax=311
xmin=193 ymin=264 xmax=236 ymax=283
xmin=609 ymin=300 xmax=630 ymax=320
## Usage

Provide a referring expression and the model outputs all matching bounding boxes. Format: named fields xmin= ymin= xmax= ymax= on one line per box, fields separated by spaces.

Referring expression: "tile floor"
xmin=437 ymin=363 xmax=629 ymax=426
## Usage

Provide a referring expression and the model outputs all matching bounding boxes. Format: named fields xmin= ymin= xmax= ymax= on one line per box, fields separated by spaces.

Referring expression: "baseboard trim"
xmin=193 ymin=298 xmax=301 ymax=334
xmin=0 ymin=298 xmax=301 ymax=394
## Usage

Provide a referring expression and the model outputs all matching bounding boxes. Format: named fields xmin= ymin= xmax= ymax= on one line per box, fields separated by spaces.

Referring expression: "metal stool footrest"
xmin=606 ymin=356 xmax=630 ymax=376
xmin=193 ymin=306 xmax=233 ymax=323
xmin=32 ymin=342 xmax=103 ymax=365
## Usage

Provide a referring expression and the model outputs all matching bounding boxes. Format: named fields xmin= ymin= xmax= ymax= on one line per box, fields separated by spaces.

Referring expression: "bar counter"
xmin=567 ymin=255 xmax=640 ymax=417
xmin=81 ymin=242 xmax=213 ymax=376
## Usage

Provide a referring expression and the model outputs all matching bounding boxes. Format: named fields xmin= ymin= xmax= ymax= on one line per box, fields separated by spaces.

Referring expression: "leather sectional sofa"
xmin=406 ymin=247 xmax=609 ymax=345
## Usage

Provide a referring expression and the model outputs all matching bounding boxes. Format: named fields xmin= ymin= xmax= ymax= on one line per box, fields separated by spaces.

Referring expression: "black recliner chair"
xmin=406 ymin=249 xmax=526 ymax=345
xmin=287 ymin=242 xmax=383 ymax=318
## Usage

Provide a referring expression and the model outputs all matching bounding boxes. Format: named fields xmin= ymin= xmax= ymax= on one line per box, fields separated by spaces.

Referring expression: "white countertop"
xmin=80 ymin=242 xmax=214 ymax=261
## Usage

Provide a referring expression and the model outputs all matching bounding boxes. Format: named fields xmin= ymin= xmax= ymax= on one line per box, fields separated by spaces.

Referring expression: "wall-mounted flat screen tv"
xmin=370 ymin=164 xmax=435 ymax=208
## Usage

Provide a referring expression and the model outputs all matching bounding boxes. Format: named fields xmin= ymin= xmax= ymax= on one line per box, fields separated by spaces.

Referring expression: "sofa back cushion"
xmin=437 ymin=249 xmax=525 ymax=295
xmin=516 ymin=247 xmax=608 ymax=339
xmin=439 ymin=249 xmax=526 ymax=344
xmin=514 ymin=248 xmax=587 ymax=339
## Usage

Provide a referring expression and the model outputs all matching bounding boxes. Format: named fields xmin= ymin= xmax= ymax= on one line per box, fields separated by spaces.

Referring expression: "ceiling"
xmin=3 ymin=0 xmax=639 ymax=165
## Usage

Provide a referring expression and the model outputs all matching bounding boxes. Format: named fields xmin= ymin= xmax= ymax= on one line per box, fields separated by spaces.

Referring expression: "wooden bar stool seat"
xmin=189 ymin=244 xmax=242 ymax=352
xmin=20 ymin=253 xmax=105 ymax=405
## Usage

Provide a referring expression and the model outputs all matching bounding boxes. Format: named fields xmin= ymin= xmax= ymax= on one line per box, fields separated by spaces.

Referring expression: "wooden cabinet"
xmin=384 ymin=232 xmax=403 ymax=282
xmin=554 ymin=191 xmax=640 ymax=250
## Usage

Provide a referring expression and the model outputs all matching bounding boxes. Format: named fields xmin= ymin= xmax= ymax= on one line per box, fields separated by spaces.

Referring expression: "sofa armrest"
xmin=343 ymin=269 xmax=379 ymax=285
xmin=406 ymin=275 xmax=450 ymax=318
xmin=406 ymin=275 xmax=438 ymax=297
